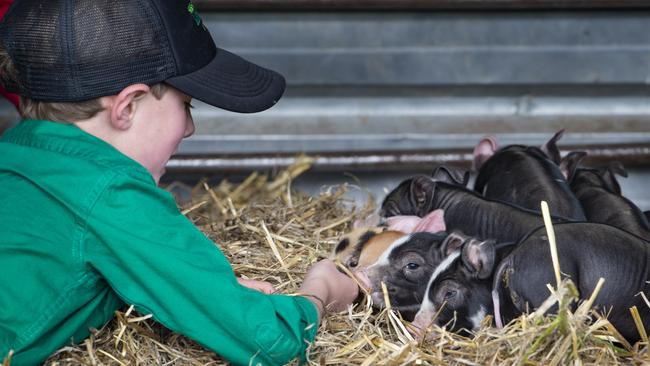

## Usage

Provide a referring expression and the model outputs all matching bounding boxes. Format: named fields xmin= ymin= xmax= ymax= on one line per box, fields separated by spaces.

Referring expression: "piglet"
xmin=356 ymin=232 xmax=468 ymax=320
xmin=495 ymin=222 xmax=650 ymax=342
xmin=332 ymin=227 xmax=406 ymax=270
xmin=570 ymin=163 xmax=650 ymax=240
xmin=334 ymin=210 xmax=447 ymax=270
xmin=412 ymin=232 xmax=498 ymax=334
xmin=473 ymin=131 xmax=586 ymax=220
xmin=380 ymin=174 xmax=568 ymax=243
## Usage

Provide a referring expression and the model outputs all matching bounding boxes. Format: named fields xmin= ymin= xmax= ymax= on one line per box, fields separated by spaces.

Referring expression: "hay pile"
xmin=8 ymin=157 xmax=650 ymax=365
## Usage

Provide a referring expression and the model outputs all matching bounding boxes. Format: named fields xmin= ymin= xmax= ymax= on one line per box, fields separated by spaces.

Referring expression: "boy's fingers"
xmin=237 ymin=278 xmax=276 ymax=294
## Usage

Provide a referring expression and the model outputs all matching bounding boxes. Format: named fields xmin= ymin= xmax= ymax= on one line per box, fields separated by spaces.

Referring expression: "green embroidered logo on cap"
xmin=187 ymin=2 xmax=204 ymax=28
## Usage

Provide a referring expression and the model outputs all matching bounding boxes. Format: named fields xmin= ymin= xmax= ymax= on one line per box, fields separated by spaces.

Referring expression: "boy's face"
xmin=131 ymin=86 xmax=195 ymax=183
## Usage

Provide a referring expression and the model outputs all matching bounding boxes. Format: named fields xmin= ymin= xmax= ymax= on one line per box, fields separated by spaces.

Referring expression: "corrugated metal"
xmin=166 ymin=11 xmax=650 ymax=165
xmin=200 ymin=12 xmax=650 ymax=85
xmin=195 ymin=0 xmax=650 ymax=10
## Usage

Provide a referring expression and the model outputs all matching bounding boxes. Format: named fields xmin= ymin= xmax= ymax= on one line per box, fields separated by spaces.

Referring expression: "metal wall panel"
xmin=1 ymin=10 xmax=649 ymax=171
xmin=195 ymin=0 xmax=650 ymax=11
xmin=202 ymin=12 xmax=650 ymax=85
xmin=164 ymin=10 xmax=650 ymax=169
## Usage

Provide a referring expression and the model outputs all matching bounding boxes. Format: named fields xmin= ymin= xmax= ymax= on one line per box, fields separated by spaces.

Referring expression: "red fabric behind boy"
xmin=0 ymin=0 xmax=18 ymax=109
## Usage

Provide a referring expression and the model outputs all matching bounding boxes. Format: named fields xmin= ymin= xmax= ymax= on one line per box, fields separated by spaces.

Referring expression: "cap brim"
xmin=166 ymin=47 xmax=285 ymax=113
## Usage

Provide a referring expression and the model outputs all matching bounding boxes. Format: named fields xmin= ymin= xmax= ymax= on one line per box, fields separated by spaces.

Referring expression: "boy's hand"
xmin=300 ymin=259 xmax=359 ymax=315
xmin=237 ymin=277 xmax=276 ymax=294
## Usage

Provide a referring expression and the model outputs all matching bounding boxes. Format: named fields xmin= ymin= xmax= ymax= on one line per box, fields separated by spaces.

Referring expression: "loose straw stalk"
xmin=540 ymin=201 xmax=562 ymax=290
xmin=539 ymin=200 xmax=572 ymax=337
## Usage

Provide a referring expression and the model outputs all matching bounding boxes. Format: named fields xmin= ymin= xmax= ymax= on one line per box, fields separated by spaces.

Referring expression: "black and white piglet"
xmin=355 ymin=232 xmax=468 ymax=320
xmin=411 ymin=232 xmax=498 ymax=334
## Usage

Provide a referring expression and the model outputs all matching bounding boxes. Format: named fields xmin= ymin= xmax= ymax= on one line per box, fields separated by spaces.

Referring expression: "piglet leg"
xmin=492 ymin=289 xmax=504 ymax=328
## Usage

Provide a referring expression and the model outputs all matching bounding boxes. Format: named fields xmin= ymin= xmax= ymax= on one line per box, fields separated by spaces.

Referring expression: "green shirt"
xmin=0 ymin=119 xmax=318 ymax=366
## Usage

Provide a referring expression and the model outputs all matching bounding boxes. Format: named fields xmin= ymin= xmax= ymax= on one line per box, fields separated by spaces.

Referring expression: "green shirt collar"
xmin=2 ymin=119 xmax=154 ymax=184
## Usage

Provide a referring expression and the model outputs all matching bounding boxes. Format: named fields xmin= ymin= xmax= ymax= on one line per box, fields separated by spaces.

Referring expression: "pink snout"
xmin=411 ymin=307 xmax=436 ymax=339
xmin=353 ymin=269 xmax=372 ymax=291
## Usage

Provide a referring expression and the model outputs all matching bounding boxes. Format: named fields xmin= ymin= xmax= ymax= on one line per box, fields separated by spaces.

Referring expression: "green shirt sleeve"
xmin=83 ymin=172 xmax=318 ymax=366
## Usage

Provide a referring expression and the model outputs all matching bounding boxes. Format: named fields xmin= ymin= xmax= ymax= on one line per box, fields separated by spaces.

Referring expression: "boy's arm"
xmin=84 ymin=174 xmax=318 ymax=366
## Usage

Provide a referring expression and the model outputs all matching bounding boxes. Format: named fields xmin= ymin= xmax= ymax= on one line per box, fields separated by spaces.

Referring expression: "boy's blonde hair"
xmin=0 ymin=45 xmax=167 ymax=123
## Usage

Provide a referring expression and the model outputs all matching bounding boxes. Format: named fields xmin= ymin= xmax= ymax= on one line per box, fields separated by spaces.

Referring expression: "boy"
xmin=0 ymin=1 xmax=359 ymax=365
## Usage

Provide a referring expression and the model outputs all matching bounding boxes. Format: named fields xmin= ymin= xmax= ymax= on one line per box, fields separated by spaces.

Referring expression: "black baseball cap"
xmin=0 ymin=0 xmax=285 ymax=113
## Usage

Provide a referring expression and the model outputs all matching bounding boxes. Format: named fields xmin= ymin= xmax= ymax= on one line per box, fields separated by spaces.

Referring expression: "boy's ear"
xmin=109 ymin=84 xmax=151 ymax=130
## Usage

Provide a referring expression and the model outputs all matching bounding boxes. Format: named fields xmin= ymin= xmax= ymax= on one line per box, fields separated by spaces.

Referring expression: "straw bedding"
xmin=6 ymin=158 xmax=650 ymax=365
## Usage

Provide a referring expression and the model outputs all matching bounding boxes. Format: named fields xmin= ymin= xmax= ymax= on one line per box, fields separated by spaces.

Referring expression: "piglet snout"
xmin=411 ymin=307 xmax=436 ymax=339
xmin=353 ymin=269 xmax=372 ymax=291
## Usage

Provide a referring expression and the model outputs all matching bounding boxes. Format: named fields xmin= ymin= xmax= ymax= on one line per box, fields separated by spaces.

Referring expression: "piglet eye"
xmin=405 ymin=263 xmax=419 ymax=270
xmin=444 ymin=289 xmax=457 ymax=300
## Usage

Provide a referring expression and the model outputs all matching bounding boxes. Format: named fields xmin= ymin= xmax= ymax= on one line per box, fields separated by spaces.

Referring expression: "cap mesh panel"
xmin=0 ymin=0 xmax=176 ymax=102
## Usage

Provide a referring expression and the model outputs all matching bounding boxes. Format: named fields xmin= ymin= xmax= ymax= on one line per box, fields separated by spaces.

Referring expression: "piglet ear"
xmin=409 ymin=175 xmax=435 ymax=213
xmin=461 ymin=239 xmax=496 ymax=279
xmin=412 ymin=209 xmax=446 ymax=234
xmin=599 ymin=162 xmax=626 ymax=195
xmin=385 ymin=215 xmax=422 ymax=233
xmin=431 ymin=166 xmax=471 ymax=187
xmin=559 ymin=151 xmax=587 ymax=181
xmin=473 ymin=136 xmax=499 ymax=171
xmin=540 ymin=129 xmax=565 ymax=164
xmin=441 ymin=231 xmax=468 ymax=256
xmin=609 ymin=161 xmax=628 ymax=178
xmin=353 ymin=213 xmax=381 ymax=228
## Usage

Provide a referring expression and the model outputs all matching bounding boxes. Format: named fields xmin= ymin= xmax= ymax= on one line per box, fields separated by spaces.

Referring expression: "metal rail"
xmin=167 ymin=144 xmax=650 ymax=173
xmin=194 ymin=0 xmax=650 ymax=11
